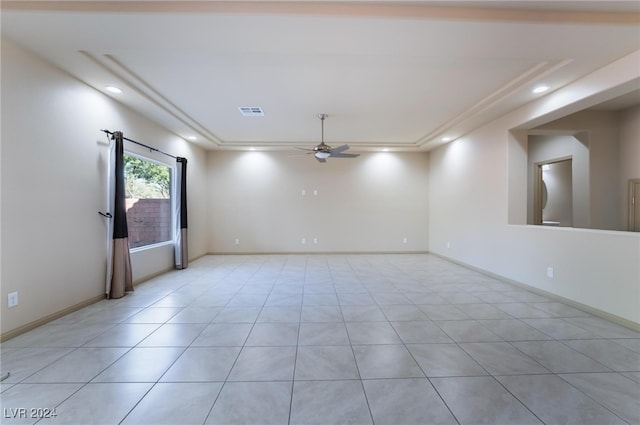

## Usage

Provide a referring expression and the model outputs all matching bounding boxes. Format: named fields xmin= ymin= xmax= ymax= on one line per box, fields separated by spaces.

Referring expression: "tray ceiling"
xmin=2 ymin=1 xmax=639 ymax=151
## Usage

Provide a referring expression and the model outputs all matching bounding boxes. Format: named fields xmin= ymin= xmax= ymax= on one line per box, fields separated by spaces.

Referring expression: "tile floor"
xmin=1 ymin=254 xmax=639 ymax=425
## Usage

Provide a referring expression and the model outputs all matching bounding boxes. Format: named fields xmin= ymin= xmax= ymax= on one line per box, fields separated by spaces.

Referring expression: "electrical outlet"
xmin=301 ymin=238 xmax=306 ymax=245
xmin=301 ymin=189 xmax=306 ymax=197
xmin=235 ymin=238 xmax=240 ymax=245
xmin=402 ymin=237 xmax=408 ymax=244
xmin=8 ymin=292 xmax=18 ymax=308
xmin=547 ymin=267 xmax=554 ymax=278
xmin=313 ymin=238 xmax=318 ymax=244
xmin=313 ymin=189 xmax=318 ymax=196
xmin=446 ymin=241 xmax=451 ymax=249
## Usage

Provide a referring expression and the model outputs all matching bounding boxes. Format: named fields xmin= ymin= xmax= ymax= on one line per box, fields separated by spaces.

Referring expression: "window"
xmin=124 ymin=153 xmax=173 ymax=249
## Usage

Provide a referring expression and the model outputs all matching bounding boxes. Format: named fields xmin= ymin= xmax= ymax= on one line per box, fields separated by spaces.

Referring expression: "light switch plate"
xmin=8 ymin=292 xmax=18 ymax=308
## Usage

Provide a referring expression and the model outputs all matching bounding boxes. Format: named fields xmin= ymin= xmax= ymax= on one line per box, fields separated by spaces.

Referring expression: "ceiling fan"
xmin=299 ymin=114 xmax=360 ymax=162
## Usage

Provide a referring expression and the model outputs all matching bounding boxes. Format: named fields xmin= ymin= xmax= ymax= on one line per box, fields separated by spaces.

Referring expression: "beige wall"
xmin=207 ymin=150 xmax=429 ymax=253
xmin=430 ymin=50 xmax=640 ymax=325
xmin=1 ymin=38 xmax=209 ymax=336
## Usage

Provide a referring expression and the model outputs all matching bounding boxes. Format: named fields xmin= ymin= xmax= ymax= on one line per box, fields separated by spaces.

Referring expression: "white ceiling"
xmin=2 ymin=1 xmax=639 ymax=151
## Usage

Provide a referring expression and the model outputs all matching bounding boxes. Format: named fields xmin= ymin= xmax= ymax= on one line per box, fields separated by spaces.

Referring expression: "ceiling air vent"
xmin=239 ymin=106 xmax=264 ymax=117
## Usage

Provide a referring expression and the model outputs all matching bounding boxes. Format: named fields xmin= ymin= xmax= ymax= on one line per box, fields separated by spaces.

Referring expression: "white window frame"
xmin=123 ymin=150 xmax=175 ymax=252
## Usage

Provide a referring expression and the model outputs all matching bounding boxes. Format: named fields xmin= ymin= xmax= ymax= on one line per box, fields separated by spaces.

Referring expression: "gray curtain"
xmin=175 ymin=157 xmax=188 ymax=269
xmin=106 ymin=131 xmax=133 ymax=298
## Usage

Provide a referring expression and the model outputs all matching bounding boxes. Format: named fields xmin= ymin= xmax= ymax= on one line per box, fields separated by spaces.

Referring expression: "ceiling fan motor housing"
xmin=314 ymin=141 xmax=331 ymax=153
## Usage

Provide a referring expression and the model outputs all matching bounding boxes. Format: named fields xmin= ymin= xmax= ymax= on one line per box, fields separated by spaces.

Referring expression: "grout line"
xmin=337 ymin=258 xmax=376 ymax=425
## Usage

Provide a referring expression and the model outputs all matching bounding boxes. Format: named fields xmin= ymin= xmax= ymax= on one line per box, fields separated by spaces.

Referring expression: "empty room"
xmin=1 ymin=1 xmax=639 ymax=424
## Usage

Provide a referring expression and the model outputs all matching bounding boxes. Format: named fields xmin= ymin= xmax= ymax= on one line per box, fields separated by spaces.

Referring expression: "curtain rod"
xmin=101 ymin=129 xmax=178 ymax=159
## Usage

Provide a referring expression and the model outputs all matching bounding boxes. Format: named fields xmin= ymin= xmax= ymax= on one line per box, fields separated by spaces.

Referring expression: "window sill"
xmin=129 ymin=240 xmax=173 ymax=253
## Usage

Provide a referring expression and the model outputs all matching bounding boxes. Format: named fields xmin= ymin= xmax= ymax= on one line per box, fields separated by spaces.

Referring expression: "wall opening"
xmin=508 ymin=90 xmax=639 ymax=232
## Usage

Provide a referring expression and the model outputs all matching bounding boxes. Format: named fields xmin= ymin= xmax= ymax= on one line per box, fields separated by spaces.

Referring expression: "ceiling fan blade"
xmin=329 ymin=144 xmax=350 ymax=154
xmin=287 ymin=152 xmax=315 ymax=157
xmin=296 ymin=147 xmax=316 ymax=152
xmin=331 ymin=153 xmax=360 ymax=158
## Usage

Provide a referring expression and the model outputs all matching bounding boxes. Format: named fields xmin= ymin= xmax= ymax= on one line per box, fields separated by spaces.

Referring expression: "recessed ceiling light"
xmin=104 ymin=86 xmax=123 ymax=94
xmin=382 ymin=148 xmax=389 ymax=152
xmin=249 ymin=147 xmax=256 ymax=151
xmin=187 ymin=136 xmax=197 ymax=141
xmin=441 ymin=137 xmax=452 ymax=142
xmin=532 ymin=85 xmax=549 ymax=94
